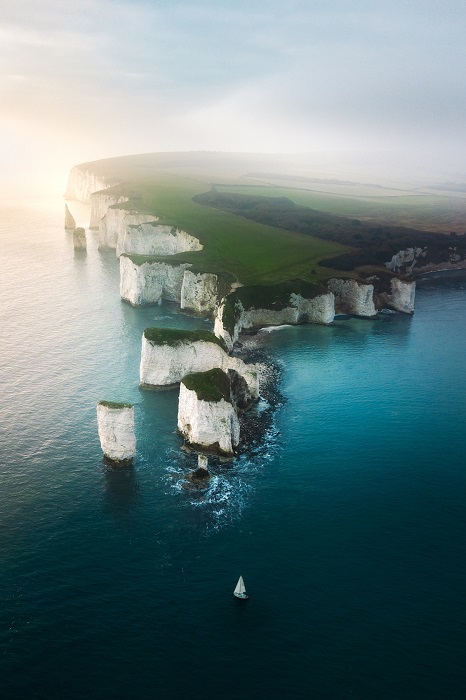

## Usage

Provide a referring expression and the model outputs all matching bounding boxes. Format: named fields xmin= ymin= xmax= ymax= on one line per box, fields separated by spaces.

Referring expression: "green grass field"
xmin=76 ymin=152 xmax=465 ymax=283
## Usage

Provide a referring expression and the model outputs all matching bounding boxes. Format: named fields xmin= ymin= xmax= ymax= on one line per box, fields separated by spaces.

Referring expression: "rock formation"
xmin=99 ymin=210 xmax=156 ymax=251
xmin=72 ymin=227 xmax=87 ymax=250
xmin=180 ymin=270 xmax=219 ymax=316
xmin=327 ymin=278 xmax=376 ymax=317
xmin=65 ymin=166 xmax=112 ymax=204
xmin=120 ymin=256 xmax=191 ymax=306
xmin=64 ymin=204 xmax=76 ymax=231
xmin=90 ymin=192 xmax=129 ymax=230
xmin=365 ymin=272 xmax=416 ymax=314
xmin=139 ymin=328 xmax=258 ymax=398
xmin=97 ymin=401 xmax=136 ymax=464
xmin=214 ymin=281 xmax=335 ymax=350
xmin=178 ymin=369 xmax=240 ymax=456
xmin=386 ymin=246 xmax=466 ymax=276
xmin=117 ymin=222 xmax=203 ymax=257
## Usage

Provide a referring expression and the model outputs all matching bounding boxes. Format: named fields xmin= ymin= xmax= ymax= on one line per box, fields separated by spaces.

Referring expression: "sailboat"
xmin=233 ymin=576 xmax=249 ymax=599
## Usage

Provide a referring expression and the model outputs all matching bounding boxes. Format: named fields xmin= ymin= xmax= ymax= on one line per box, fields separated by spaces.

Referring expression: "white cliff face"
xmin=72 ymin=228 xmax=87 ymax=250
xmin=180 ymin=270 xmax=218 ymax=315
xmin=118 ymin=222 xmax=202 ymax=257
xmin=90 ymin=193 xmax=129 ymax=230
xmin=120 ymin=256 xmax=190 ymax=306
xmin=214 ymin=290 xmax=335 ymax=351
xmin=385 ymin=247 xmax=427 ymax=274
xmin=65 ymin=167 xmax=111 ymax=204
xmin=385 ymin=278 xmax=416 ymax=314
xmin=214 ymin=301 xmax=237 ymax=351
xmin=97 ymin=403 xmax=136 ymax=462
xmin=178 ymin=383 xmax=240 ymax=455
xmin=139 ymin=337 xmax=258 ymax=398
xmin=327 ymin=279 xmax=376 ymax=317
xmin=99 ymin=210 xmax=156 ymax=251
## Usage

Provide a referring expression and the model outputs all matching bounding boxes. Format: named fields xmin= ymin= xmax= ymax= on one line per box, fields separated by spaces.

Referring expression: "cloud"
xmin=1 ymin=0 xmax=466 ymax=193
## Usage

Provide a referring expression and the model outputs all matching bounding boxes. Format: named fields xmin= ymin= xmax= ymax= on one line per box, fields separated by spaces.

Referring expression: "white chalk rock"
xmin=327 ymin=279 xmax=376 ymax=317
xmin=90 ymin=192 xmax=129 ymax=230
xmin=118 ymin=222 xmax=203 ymax=257
xmin=139 ymin=330 xmax=258 ymax=398
xmin=385 ymin=278 xmax=416 ymax=314
xmin=385 ymin=247 xmax=427 ymax=275
xmin=65 ymin=204 xmax=76 ymax=230
xmin=181 ymin=270 xmax=219 ymax=315
xmin=178 ymin=382 xmax=240 ymax=456
xmin=120 ymin=256 xmax=190 ymax=306
xmin=97 ymin=402 xmax=136 ymax=463
xmin=73 ymin=227 xmax=87 ymax=250
xmin=214 ymin=289 xmax=335 ymax=350
xmin=65 ymin=166 xmax=112 ymax=204
xmin=99 ymin=210 xmax=156 ymax=251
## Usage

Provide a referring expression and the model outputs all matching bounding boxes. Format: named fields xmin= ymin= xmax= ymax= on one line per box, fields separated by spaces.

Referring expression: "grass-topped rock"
xmin=140 ymin=327 xmax=259 ymax=397
xmin=143 ymin=327 xmax=227 ymax=351
xmin=182 ymin=368 xmax=232 ymax=403
xmin=214 ymin=278 xmax=335 ymax=348
xmin=98 ymin=400 xmax=134 ymax=409
xmin=178 ymin=369 xmax=240 ymax=456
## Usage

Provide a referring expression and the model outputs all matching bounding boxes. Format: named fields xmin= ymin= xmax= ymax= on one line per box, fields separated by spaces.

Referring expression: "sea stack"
xmin=97 ymin=401 xmax=136 ymax=464
xmin=178 ymin=369 xmax=240 ymax=456
xmin=73 ymin=227 xmax=87 ymax=250
xmin=65 ymin=204 xmax=76 ymax=231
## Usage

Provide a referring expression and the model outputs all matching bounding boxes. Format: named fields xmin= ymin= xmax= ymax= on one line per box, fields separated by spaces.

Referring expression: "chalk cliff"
xmin=139 ymin=328 xmax=258 ymax=398
xmin=97 ymin=401 xmax=136 ymax=463
xmin=178 ymin=369 xmax=240 ymax=456
xmin=64 ymin=204 xmax=76 ymax=230
xmin=99 ymin=210 xmax=156 ymax=251
xmin=214 ymin=281 xmax=335 ymax=350
xmin=118 ymin=222 xmax=203 ymax=257
xmin=120 ymin=255 xmax=190 ymax=306
xmin=327 ymin=279 xmax=376 ymax=317
xmin=90 ymin=192 xmax=129 ymax=230
xmin=65 ymin=166 xmax=112 ymax=204
xmin=386 ymin=246 xmax=466 ymax=275
xmin=365 ymin=272 xmax=416 ymax=314
xmin=180 ymin=270 xmax=219 ymax=315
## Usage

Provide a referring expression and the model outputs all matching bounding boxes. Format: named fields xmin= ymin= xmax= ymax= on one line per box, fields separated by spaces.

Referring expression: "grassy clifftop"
xmin=73 ymin=151 xmax=466 ymax=283
xmin=72 ymin=153 xmax=349 ymax=285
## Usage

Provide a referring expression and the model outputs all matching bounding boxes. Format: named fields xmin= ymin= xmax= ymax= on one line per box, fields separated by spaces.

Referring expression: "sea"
xmin=0 ymin=197 xmax=465 ymax=699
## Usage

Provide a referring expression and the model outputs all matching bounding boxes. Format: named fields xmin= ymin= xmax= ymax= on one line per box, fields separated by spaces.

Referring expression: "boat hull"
xmin=233 ymin=592 xmax=249 ymax=599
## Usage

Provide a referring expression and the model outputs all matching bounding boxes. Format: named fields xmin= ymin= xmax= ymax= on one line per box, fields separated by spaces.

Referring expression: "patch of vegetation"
xmin=123 ymin=254 xmax=190 ymax=267
xmin=72 ymin=154 xmax=348 ymax=284
xmin=182 ymin=368 xmax=232 ymax=403
xmin=143 ymin=328 xmax=227 ymax=352
xmin=98 ymin=400 xmax=133 ymax=409
xmin=194 ymin=191 xmax=466 ymax=272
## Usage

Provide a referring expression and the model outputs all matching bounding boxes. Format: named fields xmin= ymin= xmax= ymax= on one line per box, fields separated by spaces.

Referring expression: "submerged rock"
xmin=97 ymin=401 xmax=136 ymax=464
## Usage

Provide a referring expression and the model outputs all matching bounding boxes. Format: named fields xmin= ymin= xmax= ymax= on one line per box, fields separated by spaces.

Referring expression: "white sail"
xmin=234 ymin=576 xmax=246 ymax=595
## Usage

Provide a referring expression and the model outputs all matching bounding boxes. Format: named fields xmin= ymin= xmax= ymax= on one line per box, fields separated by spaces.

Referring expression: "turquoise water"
xmin=0 ymin=199 xmax=465 ymax=699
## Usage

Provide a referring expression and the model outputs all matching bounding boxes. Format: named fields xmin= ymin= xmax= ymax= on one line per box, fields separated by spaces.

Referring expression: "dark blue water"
xmin=1 ymin=199 xmax=465 ymax=699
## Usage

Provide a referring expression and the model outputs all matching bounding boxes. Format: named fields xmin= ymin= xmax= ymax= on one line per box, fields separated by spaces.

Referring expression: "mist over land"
xmin=2 ymin=0 xmax=466 ymax=196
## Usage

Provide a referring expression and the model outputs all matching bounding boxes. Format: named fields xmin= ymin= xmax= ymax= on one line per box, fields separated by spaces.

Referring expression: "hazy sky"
xmin=2 ymin=0 xmax=466 ymax=193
